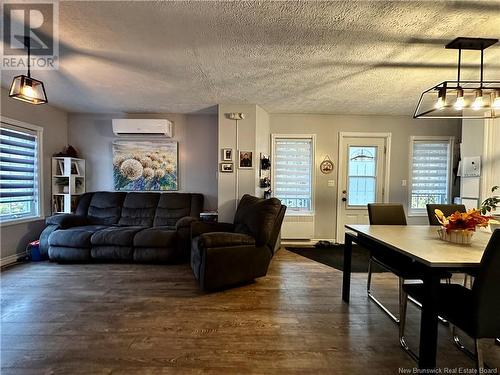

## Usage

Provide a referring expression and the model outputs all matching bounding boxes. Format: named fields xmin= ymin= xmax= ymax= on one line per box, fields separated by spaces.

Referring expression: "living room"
xmin=1 ymin=1 xmax=500 ymax=374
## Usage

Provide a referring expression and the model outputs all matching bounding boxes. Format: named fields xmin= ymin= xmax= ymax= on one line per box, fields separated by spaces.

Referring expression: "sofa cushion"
xmin=91 ymin=226 xmax=145 ymax=246
xmin=87 ymin=192 xmax=126 ymax=225
xmin=118 ymin=193 xmax=160 ymax=227
xmin=153 ymin=193 xmax=203 ymax=227
xmin=48 ymin=225 xmax=109 ymax=248
xmin=49 ymin=246 xmax=92 ymax=262
xmin=133 ymin=247 xmax=178 ymax=263
xmin=91 ymin=246 xmax=134 ymax=260
xmin=133 ymin=226 xmax=176 ymax=248
xmin=234 ymin=195 xmax=282 ymax=247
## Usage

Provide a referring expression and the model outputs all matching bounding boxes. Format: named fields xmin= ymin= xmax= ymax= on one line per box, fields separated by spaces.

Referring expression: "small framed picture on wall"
xmin=239 ymin=151 xmax=253 ymax=169
xmin=222 ymin=148 xmax=233 ymax=161
xmin=220 ymin=163 xmax=234 ymax=173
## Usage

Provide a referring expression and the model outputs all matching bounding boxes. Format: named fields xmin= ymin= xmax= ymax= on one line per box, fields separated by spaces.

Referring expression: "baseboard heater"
xmin=281 ymin=215 xmax=315 ymax=240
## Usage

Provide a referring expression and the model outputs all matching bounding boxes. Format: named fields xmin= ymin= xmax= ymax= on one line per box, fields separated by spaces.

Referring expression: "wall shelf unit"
xmin=51 ymin=157 xmax=86 ymax=213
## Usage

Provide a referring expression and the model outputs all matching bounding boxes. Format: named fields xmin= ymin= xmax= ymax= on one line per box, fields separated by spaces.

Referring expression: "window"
xmin=408 ymin=136 xmax=453 ymax=215
xmin=0 ymin=121 xmax=42 ymax=223
xmin=272 ymin=135 xmax=314 ymax=214
xmin=348 ymin=146 xmax=377 ymax=206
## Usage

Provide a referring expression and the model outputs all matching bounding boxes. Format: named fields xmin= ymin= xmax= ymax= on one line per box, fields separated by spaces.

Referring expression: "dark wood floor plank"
xmin=1 ymin=249 xmax=499 ymax=374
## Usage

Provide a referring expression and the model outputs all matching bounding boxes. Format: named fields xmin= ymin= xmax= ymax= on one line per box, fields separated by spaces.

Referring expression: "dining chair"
xmin=426 ymin=204 xmax=466 ymax=226
xmin=399 ymin=230 xmax=500 ymax=370
xmin=366 ymin=204 xmax=421 ymax=324
xmin=366 ymin=204 xmax=451 ymax=326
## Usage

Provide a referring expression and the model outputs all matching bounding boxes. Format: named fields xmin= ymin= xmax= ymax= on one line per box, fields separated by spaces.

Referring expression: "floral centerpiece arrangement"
xmin=434 ymin=209 xmax=490 ymax=244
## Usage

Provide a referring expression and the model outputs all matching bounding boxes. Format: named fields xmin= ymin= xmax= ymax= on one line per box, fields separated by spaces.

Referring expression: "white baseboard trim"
xmin=282 ymin=238 xmax=336 ymax=247
xmin=0 ymin=252 xmax=26 ymax=268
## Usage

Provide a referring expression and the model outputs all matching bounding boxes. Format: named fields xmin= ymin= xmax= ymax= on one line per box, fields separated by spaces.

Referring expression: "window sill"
xmin=285 ymin=211 xmax=315 ymax=217
xmin=0 ymin=215 xmax=45 ymax=228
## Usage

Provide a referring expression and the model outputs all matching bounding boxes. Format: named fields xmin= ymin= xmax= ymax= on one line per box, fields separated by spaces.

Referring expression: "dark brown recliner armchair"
xmin=190 ymin=194 xmax=286 ymax=291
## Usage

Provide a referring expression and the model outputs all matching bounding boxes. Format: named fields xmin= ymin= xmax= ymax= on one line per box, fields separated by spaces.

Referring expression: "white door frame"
xmin=336 ymin=132 xmax=392 ymax=242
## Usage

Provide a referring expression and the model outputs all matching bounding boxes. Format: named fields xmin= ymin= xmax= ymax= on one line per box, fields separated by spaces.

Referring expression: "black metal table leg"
xmin=342 ymin=233 xmax=353 ymax=303
xmin=418 ymin=270 xmax=441 ymax=369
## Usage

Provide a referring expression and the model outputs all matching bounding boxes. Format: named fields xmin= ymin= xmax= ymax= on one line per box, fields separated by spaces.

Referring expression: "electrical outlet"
xmin=402 ymin=180 xmax=407 ymax=187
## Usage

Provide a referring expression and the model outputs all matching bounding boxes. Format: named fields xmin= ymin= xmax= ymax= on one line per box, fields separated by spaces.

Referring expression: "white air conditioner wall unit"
xmin=112 ymin=119 xmax=173 ymax=137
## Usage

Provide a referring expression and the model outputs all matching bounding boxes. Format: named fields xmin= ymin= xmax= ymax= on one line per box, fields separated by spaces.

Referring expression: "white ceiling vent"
xmin=112 ymin=119 xmax=173 ymax=137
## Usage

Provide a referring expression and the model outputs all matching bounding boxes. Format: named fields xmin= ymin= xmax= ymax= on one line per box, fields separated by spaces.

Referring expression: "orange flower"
xmin=434 ymin=209 xmax=490 ymax=233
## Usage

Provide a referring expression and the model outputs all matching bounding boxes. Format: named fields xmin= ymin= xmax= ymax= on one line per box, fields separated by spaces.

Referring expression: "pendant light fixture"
xmin=9 ymin=36 xmax=48 ymax=105
xmin=414 ymin=37 xmax=499 ymax=119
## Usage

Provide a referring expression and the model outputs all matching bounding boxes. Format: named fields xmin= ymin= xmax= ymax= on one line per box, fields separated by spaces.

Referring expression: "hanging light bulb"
xmin=471 ymin=89 xmax=484 ymax=111
xmin=493 ymin=89 xmax=500 ymax=110
xmin=454 ymin=88 xmax=465 ymax=110
xmin=435 ymin=88 xmax=446 ymax=110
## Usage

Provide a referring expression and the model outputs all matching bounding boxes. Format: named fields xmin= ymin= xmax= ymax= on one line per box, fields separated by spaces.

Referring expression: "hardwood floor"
xmin=1 ymin=250 xmax=499 ymax=374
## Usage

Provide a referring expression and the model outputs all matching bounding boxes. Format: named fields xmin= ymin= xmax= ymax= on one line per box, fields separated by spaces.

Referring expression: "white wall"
xmin=461 ymin=118 xmax=500 ymax=205
xmin=255 ymin=105 xmax=270 ymax=197
xmin=1 ymin=88 xmax=68 ymax=261
xmin=68 ymin=113 xmax=218 ymax=210
xmin=217 ymin=104 xmax=271 ymax=222
xmin=270 ymin=114 xmax=461 ymax=240
xmin=217 ymin=104 xmax=257 ymax=222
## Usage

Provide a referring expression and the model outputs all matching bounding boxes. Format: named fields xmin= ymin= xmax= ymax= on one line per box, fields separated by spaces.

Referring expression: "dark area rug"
xmin=286 ymin=244 xmax=387 ymax=273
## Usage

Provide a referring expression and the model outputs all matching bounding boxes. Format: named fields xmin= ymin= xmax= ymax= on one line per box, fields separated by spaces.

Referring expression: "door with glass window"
xmin=337 ymin=136 xmax=387 ymax=242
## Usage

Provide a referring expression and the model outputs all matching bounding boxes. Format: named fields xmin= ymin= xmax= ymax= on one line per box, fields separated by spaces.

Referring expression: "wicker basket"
xmin=437 ymin=227 xmax=474 ymax=245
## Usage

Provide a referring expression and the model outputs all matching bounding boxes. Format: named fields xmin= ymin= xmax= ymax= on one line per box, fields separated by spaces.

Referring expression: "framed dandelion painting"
xmin=112 ymin=140 xmax=178 ymax=191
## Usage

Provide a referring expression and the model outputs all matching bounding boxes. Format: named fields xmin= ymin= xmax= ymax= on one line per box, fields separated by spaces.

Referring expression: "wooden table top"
xmin=345 ymin=225 xmax=494 ymax=268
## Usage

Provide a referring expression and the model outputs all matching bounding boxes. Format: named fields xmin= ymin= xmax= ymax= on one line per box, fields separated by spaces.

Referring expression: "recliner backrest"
xmin=367 ymin=203 xmax=407 ymax=225
xmin=234 ymin=194 xmax=282 ymax=248
xmin=426 ymin=204 xmax=466 ymax=225
xmin=86 ymin=192 xmax=126 ymax=225
xmin=118 ymin=193 xmax=161 ymax=227
xmin=153 ymin=193 xmax=204 ymax=227
xmin=472 ymin=229 xmax=500 ymax=338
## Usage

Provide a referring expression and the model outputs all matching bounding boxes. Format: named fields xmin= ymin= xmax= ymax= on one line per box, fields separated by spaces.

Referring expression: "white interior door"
xmin=337 ymin=135 xmax=389 ymax=243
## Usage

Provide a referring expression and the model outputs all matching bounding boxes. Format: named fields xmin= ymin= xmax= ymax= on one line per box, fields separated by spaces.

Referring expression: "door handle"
xmin=341 ymin=190 xmax=347 ymax=202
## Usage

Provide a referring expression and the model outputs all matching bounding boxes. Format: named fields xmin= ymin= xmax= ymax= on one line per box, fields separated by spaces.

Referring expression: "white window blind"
xmin=0 ymin=124 xmax=40 ymax=222
xmin=409 ymin=137 xmax=452 ymax=214
xmin=273 ymin=136 xmax=313 ymax=213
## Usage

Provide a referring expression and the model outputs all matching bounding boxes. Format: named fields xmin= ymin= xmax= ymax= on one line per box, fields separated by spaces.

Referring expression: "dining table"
xmin=342 ymin=224 xmax=493 ymax=369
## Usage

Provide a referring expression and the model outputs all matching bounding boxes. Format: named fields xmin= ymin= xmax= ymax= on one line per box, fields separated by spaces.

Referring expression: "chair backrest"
xmin=118 ymin=192 xmax=160 ymax=227
xmin=153 ymin=193 xmax=204 ymax=227
xmin=472 ymin=229 xmax=500 ymax=338
xmin=367 ymin=203 xmax=407 ymax=225
xmin=426 ymin=204 xmax=466 ymax=225
xmin=234 ymin=194 xmax=283 ymax=248
xmin=86 ymin=192 xmax=126 ymax=225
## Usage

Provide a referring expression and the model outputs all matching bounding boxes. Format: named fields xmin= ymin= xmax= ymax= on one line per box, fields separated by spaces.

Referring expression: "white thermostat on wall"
xmin=462 ymin=156 xmax=481 ymax=177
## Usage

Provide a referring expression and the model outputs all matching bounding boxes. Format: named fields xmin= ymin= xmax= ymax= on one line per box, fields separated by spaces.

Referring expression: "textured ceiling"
xmin=2 ymin=1 xmax=500 ymax=115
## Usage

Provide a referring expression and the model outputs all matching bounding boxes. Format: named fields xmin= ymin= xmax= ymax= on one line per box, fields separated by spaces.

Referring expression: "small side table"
xmin=200 ymin=211 xmax=218 ymax=223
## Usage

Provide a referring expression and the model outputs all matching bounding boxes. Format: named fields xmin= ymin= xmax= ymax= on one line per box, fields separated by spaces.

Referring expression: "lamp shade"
xmin=9 ymin=75 xmax=47 ymax=105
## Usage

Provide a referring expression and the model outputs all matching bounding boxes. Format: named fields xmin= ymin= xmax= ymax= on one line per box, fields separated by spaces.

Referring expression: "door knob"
xmin=341 ymin=190 xmax=347 ymax=202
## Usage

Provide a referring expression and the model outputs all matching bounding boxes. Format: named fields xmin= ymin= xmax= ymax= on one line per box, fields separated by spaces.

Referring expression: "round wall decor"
xmin=320 ymin=156 xmax=334 ymax=174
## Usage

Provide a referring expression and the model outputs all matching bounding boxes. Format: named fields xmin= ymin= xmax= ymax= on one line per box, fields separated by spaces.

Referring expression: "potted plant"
xmin=481 ymin=186 xmax=500 ymax=231
xmin=434 ymin=209 xmax=490 ymax=244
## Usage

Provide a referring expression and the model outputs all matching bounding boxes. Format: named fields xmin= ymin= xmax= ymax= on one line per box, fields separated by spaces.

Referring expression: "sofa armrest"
xmin=197 ymin=232 xmax=255 ymax=249
xmin=176 ymin=216 xmax=199 ymax=230
xmin=191 ymin=221 xmax=235 ymax=238
xmin=45 ymin=214 xmax=87 ymax=229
